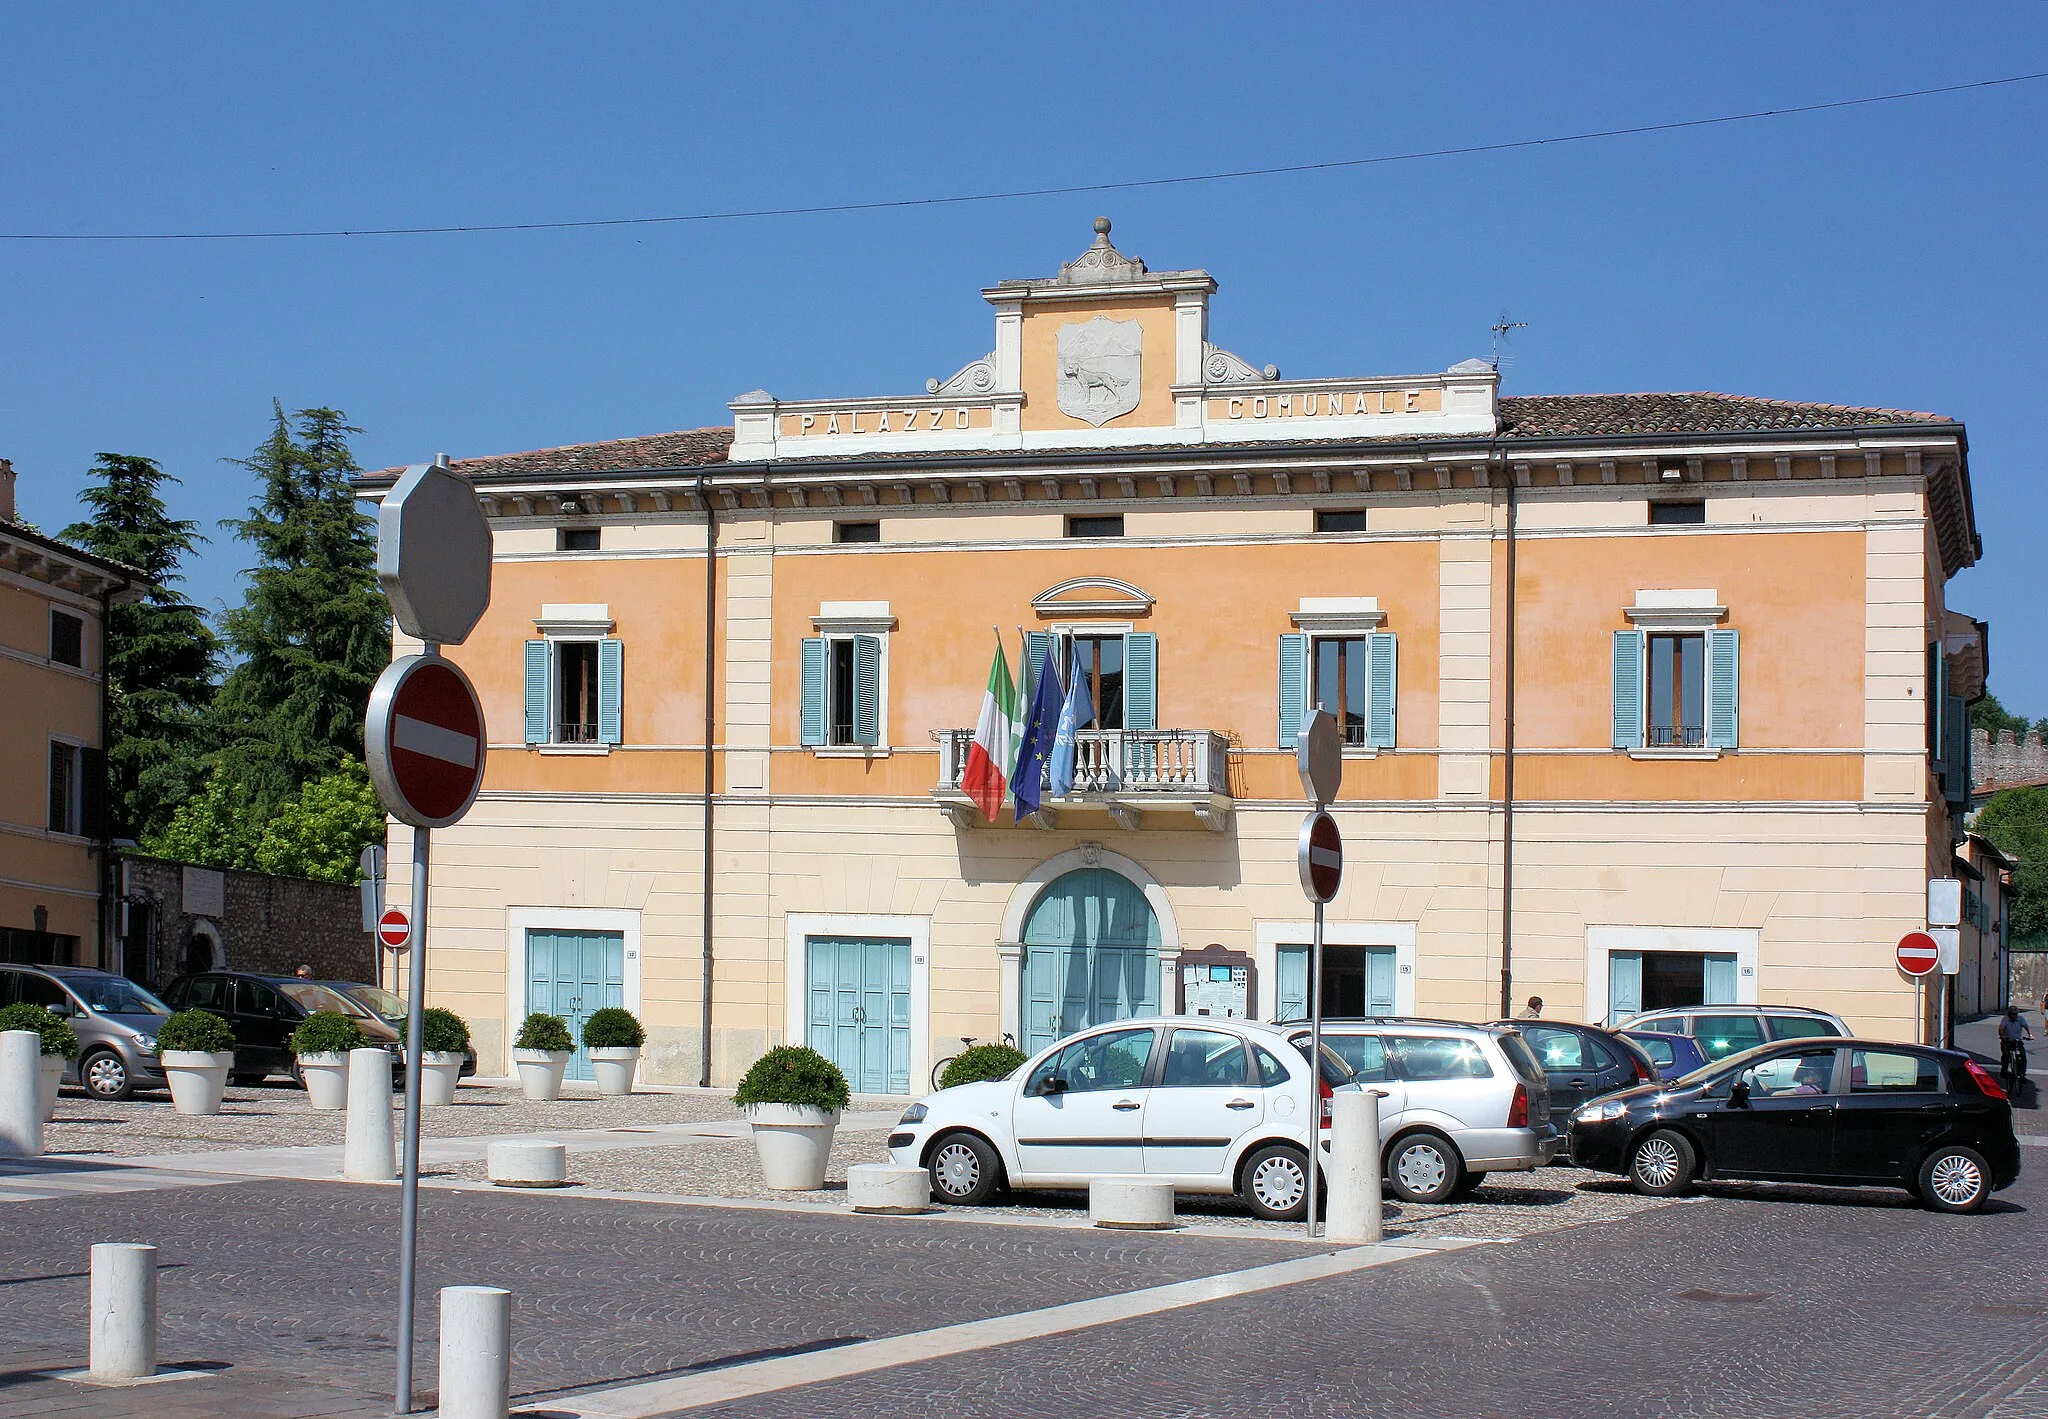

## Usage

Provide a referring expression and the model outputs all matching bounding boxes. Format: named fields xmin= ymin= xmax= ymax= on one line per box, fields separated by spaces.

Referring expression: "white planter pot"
xmin=513 ymin=1049 xmax=572 ymax=1101
xmin=588 ymin=1047 xmax=640 ymax=1096
xmin=162 ymin=1051 xmax=233 ymax=1116
xmin=38 ymin=1054 xmax=65 ymax=1121
xmin=746 ymin=1103 xmax=841 ymax=1190
xmin=420 ymin=1052 xmax=465 ymax=1106
xmin=297 ymin=1053 xmax=351 ymax=1110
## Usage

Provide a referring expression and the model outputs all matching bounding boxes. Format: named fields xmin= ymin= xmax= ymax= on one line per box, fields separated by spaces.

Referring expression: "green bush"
xmin=289 ymin=1010 xmax=366 ymax=1057
xmin=515 ymin=1013 xmax=574 ymax=1053
xmin=733 ymin=1045 xmax=850 ymax=1112
xmin=155 ymin=1009 xmax=235 ymax=1054
xmin=0 ymin=1002 xmax=79 ymax=1059
xmin=938 ymin=1043 xmax=1028 ymax=1090
xmin=422 ymin=1007 xmax=471 ymax=1055
xmin=582 ymin=1007 xmax=645 ymax=1050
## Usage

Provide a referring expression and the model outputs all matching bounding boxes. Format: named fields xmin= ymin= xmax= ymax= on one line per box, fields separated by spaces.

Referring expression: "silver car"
xmin=0 ymin=964 xmax=170 ymax=1100
xmin=1616 ymin=1004 xmax=1848 ymax=1063
xmin=1287 ymin=1019 xmax=1561 ymax=1204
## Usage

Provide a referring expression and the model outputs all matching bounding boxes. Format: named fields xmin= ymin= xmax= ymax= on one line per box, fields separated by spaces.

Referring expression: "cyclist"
xmin=1998 ymin=1006 xmax=2032 ymax=1098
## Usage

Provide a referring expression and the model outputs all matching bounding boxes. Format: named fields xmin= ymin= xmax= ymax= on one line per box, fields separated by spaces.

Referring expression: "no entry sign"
xmin=1896 ymin=931 xmax=1941 ymax=977
xmin=1298 ymin=811 xmax=1343 ymax=903
xmin=378 ymin=908 xmax=411 ymax=950
xmin=366 ymin=654 xmax=487 ymax=829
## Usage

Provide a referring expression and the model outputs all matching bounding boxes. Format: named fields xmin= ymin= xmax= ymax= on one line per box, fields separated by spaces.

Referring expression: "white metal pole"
xmin=395 ymin=820 xmax=430 ymax=1412
xmin=438 ymin=1285 xmax=511 ymax=1419
xmin=1305 ymin=896 xmax=1324 ymax=1238
xmin=89 ymin=1243 xmax=157 ymax=1381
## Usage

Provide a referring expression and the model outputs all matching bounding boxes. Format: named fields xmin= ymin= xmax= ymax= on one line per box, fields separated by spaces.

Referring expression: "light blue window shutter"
xmin=799 ymin=637 xmax=828 ymax=747
xmin=1607 ymin=951 xmax=1643 ymax=1025
xmin=1944 ymin=693 xmax=1969 ymax=806
xmin=1703 ymin=953 xmax=1738 ymax=1005
xmin=1277 ymin=632 xmax=1309 ymax=747
xmin=1706 ymin=627 xmax=1740 ymax=750
xmin=1275 ymin=946 xmax=1308 ymax=1021
xmin=596 ymin=638 xmax=624 ymax=745
xmin=1124 ymin=632 xmax=1157 ymax=730
xmin=1611 ymin=630 xmax=1645 ymax=750
xmin=1022 ymin=630 xmax=1054 ymax=705
xmin=852 ymin=634 xmax=882 ymax=747
xmin=1366 ymin=631 xmax=1398 ymax=749
xmin=523 ymin=640 xmax=549 ymax=745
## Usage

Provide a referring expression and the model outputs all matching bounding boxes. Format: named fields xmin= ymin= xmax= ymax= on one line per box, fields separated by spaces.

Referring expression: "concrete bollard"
xmin=0 ymin=1030 xmax=43 ymax=1159
xmin=1326 ymin=1089 xmax=1384 ymax=1244
xmin=89 ymin=1243 xmax=158 ymax=1381
xmin=342 ymin=1048 xmax=395 ymax=1181
xmin=848 ymin=1163 xmax=931 ymax=1214
xmin=486 ymin=1139 xmax=568 ymax=1188
xmin=438 ymin=1285 xmax=511 ymax=1419
xmin=1088 ymin=1178 xmax=1176 ymax=1230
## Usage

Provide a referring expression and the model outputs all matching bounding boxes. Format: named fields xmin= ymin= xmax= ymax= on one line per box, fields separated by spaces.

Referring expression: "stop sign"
xmin=378 ymin=908 xmax=411 ymax=949
xmin=1298 ymin=811 xmax=1343 ymax=903
xmin=1896 ymin=931 xmax=1941 ymax=977
xmin=366 ymin=654 xmax=487 ymax=829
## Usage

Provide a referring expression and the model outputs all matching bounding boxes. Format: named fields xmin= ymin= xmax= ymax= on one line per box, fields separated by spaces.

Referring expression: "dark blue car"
xmin=1622 ymin=1029 xmax=1708 ymax=1081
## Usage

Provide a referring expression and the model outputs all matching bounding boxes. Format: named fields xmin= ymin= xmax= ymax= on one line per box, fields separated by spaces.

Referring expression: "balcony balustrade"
xmin=933 ymin=728 xmax=1231 ymax=832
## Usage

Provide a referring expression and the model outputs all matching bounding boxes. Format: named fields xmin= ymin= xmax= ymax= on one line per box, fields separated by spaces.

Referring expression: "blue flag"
xmin=1048 ymin=651 xmax=1095 ymax=797
xmin=1010 ymin=644 xmax=1064 ymax=820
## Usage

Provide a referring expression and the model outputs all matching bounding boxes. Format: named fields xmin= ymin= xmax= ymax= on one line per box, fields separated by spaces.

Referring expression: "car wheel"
xmin=1628 ymin=1129 xmax=1697 ymax=1197
xmin=1918 ymin=1145 xmax=1991 ymax=1214
xmin=926 ymin=1132 xmax=1005 ymax=1206
xmin=1238 ymin=1142 xmax=1311 ymax=1220
xmin=80 ymin=1048 xmax=134 ymax=1102
xmin=1386 ymin=1132 xmax=1464 ymax=1204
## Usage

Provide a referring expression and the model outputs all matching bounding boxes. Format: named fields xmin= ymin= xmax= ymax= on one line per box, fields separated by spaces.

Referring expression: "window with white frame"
xmin=803 ymin=603 xmax=894 ymax=749
xmin=49 ymin=609 xmax=84 ymax=668
xmin=1021 ymin=627 xmax=1158 ymax=733
xmin=1278 ymin=598 xmax=1395 ymax=748
xmin=1613 ymin=590 xmax=1738 ymax=751
xmin=523 ymin=605 xmax=622 ymax=747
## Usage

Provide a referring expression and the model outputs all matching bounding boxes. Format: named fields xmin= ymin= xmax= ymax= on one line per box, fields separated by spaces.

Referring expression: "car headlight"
xmin=898 ymin=1103 xmax=928 ymax=1125
xmin=1575 ymin=1099 xmax=1629 ymax=1124
xmin=130 ymin=1033 xmax=156 ymax=1051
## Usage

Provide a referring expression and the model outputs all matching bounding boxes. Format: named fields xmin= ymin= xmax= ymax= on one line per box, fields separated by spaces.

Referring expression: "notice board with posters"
xmin=1176 ymin=943 xmax=1255 ymax=1020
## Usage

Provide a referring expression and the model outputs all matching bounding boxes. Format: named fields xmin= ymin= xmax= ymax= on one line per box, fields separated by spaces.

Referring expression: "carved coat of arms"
xmin=1056 ymin=317 xmax=1142 ymax=426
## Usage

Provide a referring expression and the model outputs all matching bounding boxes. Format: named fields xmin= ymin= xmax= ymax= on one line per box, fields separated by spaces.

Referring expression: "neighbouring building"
xmin=362 ymin=221 xmax=1990 ymax=1088
xmin=0 ymin=460 xmax=143 ymax=971
xmin=115 ymin=854 xmax=375 ymax=990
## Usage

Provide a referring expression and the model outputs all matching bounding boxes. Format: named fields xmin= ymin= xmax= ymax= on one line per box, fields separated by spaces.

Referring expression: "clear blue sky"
xmin=4 ymin=5 xmax=2043 ymax=713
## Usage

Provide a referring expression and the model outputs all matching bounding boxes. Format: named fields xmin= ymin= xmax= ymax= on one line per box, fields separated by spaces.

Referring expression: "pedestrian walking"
xmin=1518 ymin=995 xmax=1544 ymax=1019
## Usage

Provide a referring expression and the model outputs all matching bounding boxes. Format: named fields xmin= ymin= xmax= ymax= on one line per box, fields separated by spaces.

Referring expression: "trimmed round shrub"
xmin=0 ymin=1002 xmax=79 ymax=1059
xmin=515 ymin=1013 xmax=575 ymax=1053
xmin=289 ymin=1010 xmax=366 ymax=1057
xmin=582 ymin=1007 xmax=645 ymax=1050
xmin=733 ymin=1045 xmax=850 ymax=1113
xmin=938 ymin=1043 xmax=1028 ymax=1090
xmin=155 ymin=1009 xmax=235 ymax=1054
xmin=421 ymin=1007 xmax=471 ymax=1054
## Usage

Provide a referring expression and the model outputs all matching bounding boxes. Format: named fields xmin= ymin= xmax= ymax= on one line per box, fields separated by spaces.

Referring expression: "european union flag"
xmin=1048 ymin=651 xmax=1095 ymax=797
xmin=1010 ymin=643 xmax=1064 ymax=820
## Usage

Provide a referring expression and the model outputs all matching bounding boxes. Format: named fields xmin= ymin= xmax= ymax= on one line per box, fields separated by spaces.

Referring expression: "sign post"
xmin=366 ymin=455 xmax=492 ymax=1415
xmin=1897 ymin=931 xmax=1939 ymax=1045
xmin=1294 ymin=710 xmax=1343 ymax=1238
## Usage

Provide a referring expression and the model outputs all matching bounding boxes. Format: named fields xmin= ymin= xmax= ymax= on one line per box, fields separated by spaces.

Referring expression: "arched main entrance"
xmin=1019 ymin=867 xmax=1160 ymax=1053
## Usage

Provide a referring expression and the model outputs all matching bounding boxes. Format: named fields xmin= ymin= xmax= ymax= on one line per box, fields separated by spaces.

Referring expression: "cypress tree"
xmin=211 ymin=404 xmax=389 ymax=821
xmin=59 ymin=453 xmax=220 ymax=840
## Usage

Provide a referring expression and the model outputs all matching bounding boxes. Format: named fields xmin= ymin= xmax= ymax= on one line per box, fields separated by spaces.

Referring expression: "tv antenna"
xmin=1490 ymin=311 xmax=1528 ymax=368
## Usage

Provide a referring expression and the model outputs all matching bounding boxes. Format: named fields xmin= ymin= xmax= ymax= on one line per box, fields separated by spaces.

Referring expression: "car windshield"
xmin=276 ymin=981 xmax=363 ymax=1016
xmin=71 ymin=975 xmax=171 ymax=1017
xmin=332 ymin=984 xmax=405 ymax=1018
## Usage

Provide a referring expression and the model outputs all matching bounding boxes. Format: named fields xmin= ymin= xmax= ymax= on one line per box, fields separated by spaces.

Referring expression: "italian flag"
xmin=961 ymin=642 xmax=1018 ymax=823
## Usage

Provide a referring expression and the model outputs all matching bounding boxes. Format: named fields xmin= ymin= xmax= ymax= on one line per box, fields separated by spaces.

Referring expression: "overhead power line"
xmin=5 ymin=71 xmax=2043 ymax=243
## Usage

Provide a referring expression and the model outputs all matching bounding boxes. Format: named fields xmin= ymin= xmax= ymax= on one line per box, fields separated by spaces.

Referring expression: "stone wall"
xmin=119 ymin=854 xmax=375 ymax=989
xmin=1974 ymin=726 xmax=2048 ymax=795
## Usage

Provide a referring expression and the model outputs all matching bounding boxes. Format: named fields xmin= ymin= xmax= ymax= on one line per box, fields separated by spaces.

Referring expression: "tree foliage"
xmin=59 ymin=453 xmax=220 ymax=840
xmin=1972 ymin=693 xmax=2048 ymax=742
xmin=144 ymin=765 xmax=264 ymax=872
xmin=253 ymin=760 xmax=385 ymax=884
xmin=1976 ymin=786 xmax=2048 ymax=941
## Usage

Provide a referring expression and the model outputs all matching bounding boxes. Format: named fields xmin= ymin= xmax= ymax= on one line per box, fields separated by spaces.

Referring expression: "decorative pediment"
xmin=1056 ymin=218 xmax=1148 ymax=286
xmin=926 ymin=352 xmax=1000 ymax=397
xmin=1203 ymin=343 xmax=1279 ymax=384
xmin=1032 ymin=577 xmax=1155 ymax=619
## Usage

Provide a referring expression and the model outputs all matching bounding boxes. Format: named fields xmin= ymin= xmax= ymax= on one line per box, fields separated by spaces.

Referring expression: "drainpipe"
xmin=1497 ymin=447 xmax=1517 ymax=1020
xmin=698 ymin=473 xmax=718 ymax=1088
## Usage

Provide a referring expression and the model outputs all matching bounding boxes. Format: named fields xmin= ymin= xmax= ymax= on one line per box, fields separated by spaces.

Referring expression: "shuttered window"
xmin=1705 ymin=628 xmax=1739 ymax=750
xmin=522 ymin=637 xmax=623 ymax=746
xmin=1285 ymin=631 xmax=1396 ymax=748
xmin=1611 ymin=630 xmax=1645 ymax=749
xmin=1277 ymin=632 xmax=1308 ymax=746
xmin=802 ymin=634 xmax=885 ymax=748
xmin=1614 ymin=626 xmax=1739 ymax=751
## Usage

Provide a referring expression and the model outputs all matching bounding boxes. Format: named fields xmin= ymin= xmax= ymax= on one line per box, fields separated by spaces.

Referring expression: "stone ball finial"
xmin=1093 ymin=216 xmax=1112 ymax=237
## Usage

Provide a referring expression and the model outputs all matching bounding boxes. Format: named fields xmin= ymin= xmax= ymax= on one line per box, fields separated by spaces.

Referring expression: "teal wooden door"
xmin=1274 ymin=944 xmax=1395 ymax=1019
xmin=1021 ymin=869 xmax=1160 ymax=1053
xmin=526 ymin=929 xmax=625 ymax=1081
xmin=807 ymin=936 xmax=911 ymax=1094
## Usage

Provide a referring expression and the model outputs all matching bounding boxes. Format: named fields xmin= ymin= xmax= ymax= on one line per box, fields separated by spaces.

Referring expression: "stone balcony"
xmin=933 ymin=728 xmax=1232 ymax=832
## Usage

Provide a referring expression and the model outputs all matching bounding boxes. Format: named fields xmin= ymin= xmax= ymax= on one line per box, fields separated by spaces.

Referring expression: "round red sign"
xmin=1298 ymin=810 xmax=1343 ymax=904
xmin=1896 ymin=931 xmax=1940 ymax=977
xmin=378 ymin=908 xmax=411 ymax=949
xmin=366 ymin=655 xmax=487 ymax=830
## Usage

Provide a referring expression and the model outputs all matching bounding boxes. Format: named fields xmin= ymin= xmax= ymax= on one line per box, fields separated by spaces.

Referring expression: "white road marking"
xmin=392 ymin=713 xmax=477 ymax=767
xmin=567 ymin=1239 xmax=1476 ymax=1417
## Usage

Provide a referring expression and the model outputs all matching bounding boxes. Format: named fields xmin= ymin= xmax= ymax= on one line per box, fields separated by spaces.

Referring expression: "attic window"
xmin=1649 ymin=501 xmax=1704 ymax=527
xmin=559 ymin=527 xmax=602 ymax=551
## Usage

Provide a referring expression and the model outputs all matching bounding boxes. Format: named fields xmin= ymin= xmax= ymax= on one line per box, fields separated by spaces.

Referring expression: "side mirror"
xmin=1039 ymin=1076 xmax=1070 ymax=1096
xmin=1729 ymin=1079 xmax=1752 ymax=1108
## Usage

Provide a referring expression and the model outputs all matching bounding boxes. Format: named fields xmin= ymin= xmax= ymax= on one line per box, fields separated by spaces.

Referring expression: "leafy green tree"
xmin=211 ymin=404 xmax=389 ymax=820
xmin=143 ymin=764 xmax=263 ymax=871
xmin=254 ymin=760 xmax=384 ymax=883
xmin=1971 ymin=693 xmax=2046 ymax=741
xmin=59 ymin=454 xmax=220 ymax=840
xmin=1977 ymin=786 xmax=2048 ymax=942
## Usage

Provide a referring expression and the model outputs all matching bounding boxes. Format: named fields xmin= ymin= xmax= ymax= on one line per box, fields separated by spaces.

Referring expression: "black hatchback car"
xmin=162 ymin=972 xmax=403 ymax=1085
xmin=1568 ymin=1037 xmax=2020 ymax=1213
xmin=1492 ymin=1019 xmax=1658 ymax=1117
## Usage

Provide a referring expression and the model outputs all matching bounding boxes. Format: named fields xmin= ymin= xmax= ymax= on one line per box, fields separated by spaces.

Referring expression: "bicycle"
xmin=929 ymin=1032 xmax=1018 ymax=1092
xmin=2001 ymin=1039 xmax=2028 ymax=1101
